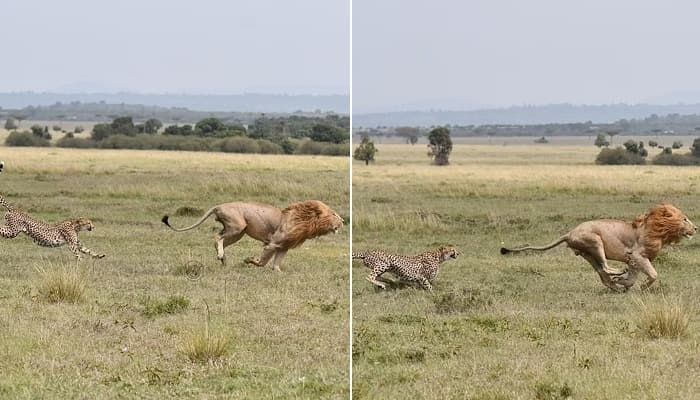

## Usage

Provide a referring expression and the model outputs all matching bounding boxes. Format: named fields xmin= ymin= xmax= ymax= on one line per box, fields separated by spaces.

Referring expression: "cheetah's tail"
xmin=0 ymin=194 xmax=14 ymax=212
xmin=351 ymin=252 xmax=367 ymax=259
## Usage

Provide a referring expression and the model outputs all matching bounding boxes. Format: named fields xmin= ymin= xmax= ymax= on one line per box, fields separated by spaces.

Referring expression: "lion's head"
xmin=438 ymin=246 xmax=460 ymax=261
xmin=633 ymin=203 xmax=696 ymax=259
xmin=278 ymin=200 xmax=344 ymax=249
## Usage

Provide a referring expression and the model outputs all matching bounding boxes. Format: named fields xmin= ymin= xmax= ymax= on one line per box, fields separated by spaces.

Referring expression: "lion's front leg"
xmin=632 ymin=254 xmax=658 ymax=290
xmin=245 ymin=246 xmax=276 ymax=269
xmin=272 ymin=249 xmax=288 ymax=272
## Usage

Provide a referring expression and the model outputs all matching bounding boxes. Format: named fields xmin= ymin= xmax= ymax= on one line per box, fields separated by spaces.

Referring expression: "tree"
xmin=594 ymin=133 xmax=609 ymax=147
xmin=308 ymin=124 xmax=349 ymax=143
xmin=691 ymin=138 xmax=700 ymax=157
xmin=427 ymin=127 xmax=452 ymax=165
xmin=4 ymin=118 xmax=18 ymax=130
xmin=111 ymin=116 xmax=137 ymax=136
xmin=353 ymin=135 xmax=378 ymax=165
xmin=395 ymin=126 xmax=420 ymax=145
xmin=606 ymin=129 xmax=620 ymax=145
xmin=648 ymin=140 xmax=658 ymax=148
xmin=143 ymin=118 xmax=163 ymax=134
xmin=195 ymin=117 xmax=226 ymax=136
xmin=672 ymin=141 xmax=683 ymax=149
xmin=623 ymin=140 xmax=647 ymax=157
xmin=31 ymin=125 xmax=44 ymax=137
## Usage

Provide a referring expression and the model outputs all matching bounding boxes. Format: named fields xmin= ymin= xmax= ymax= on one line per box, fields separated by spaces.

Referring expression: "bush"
xmin=56 ymin=135 xmax=97 ymax=148
xmin=295 ymin=140 xmax=349 ymax=156
xmin=595 ymin=147 xmax=646 ymax=165
xmin=214 ymin=136 xmax=261 ymax=153
xmin=256 ymin=139 xmax=283 ymax=154
xmin=672 ymin=141 xmax=683 ymax=149
xmin=652 ymin=152 xmax=700 ymax=165
xmin=5 ymin=131 xmax=51 ymax=147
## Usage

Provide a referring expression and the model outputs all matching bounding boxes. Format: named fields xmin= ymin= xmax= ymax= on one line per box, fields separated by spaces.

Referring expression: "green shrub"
xmin=5 ymin=131 xmax=51 ymax=147
xmin=652 ymin=153 xmax=700 ymax=165
xmin=215 ymin=136 xmax=261 ymax=153
xmin=595 ymin=147 xmax=646 ymax=165
xmin=257 ymin=139 xmax=284 ymax=154
xmin=56 ymin=136 xmax=97 ymax=148
xmin=141 ymin=295 xmax=190 ymax=318
xmin=296 ymin=140 xmax=349 ymax=156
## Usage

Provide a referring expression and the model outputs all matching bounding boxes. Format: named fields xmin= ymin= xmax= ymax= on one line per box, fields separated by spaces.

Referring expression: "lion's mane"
xmin=633 ymin=203 xmax=690 ymax=260
xmin=277 ymin=200 xmax=343 ymax=249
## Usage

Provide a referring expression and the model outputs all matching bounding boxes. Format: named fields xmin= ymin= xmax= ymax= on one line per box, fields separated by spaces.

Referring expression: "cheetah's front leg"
xmin=80 ymin=245 xmax=105 ymax=259
xmin=419 ymin=277 xmax=433 ymax=291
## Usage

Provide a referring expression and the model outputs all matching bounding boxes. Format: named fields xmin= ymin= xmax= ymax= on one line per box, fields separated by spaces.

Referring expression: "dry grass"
xmin=0 ymin=147 xmax=349 ymax=398
xmin=35 ymin=264 xmax=86 ymax=303
xmin=636 ymin=295 xmax=690 ymax=339
xmin=353 ymin=143 xmax=700 ymax=399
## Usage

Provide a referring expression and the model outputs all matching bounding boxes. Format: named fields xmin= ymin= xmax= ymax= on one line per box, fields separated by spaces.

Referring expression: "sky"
xmin=353 ymin=0 xmax=700 ymax=113
xmin=1 ymin=0 xmax=349 ymax=95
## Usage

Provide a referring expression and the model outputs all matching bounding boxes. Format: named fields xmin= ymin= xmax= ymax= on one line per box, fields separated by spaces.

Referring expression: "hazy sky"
xmin=2 ymin=0 xmax=349 ymax=95
xmin=353 ymin=0 xmax=700 ymax=113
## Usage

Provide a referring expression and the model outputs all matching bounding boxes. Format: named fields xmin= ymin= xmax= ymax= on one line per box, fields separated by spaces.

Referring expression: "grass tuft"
xmin=534 ymin=381 xmax=573 ymax=400
xmin=636 ymin=295 xmax=689 ymax=339
xmin=141 ymin=295 xmax=190 ymax=318
xmin=35 ymin=265 xmax=86 ymax=303
xmin=181 ymin=302 xmax=232 ymax=364
xmin=181 ymin=329 xmax=231 ymax=365
xmin=433 ymin=288 xmax=492 ymax=314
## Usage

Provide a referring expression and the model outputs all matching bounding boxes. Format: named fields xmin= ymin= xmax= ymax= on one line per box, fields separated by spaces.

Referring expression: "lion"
xmin=500 ymin=203 xmax=696 ymax=291
xmin=162 ymin=200 xmax=344 ymax=271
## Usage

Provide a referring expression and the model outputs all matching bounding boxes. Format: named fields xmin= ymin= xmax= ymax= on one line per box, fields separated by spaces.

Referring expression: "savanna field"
xmin=352 ymin=143 xmax=700 ymax=399
xmin=0 ymin=148 xmax=349 ymax=399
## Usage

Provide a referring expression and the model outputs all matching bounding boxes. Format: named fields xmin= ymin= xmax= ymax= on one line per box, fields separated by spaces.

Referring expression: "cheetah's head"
xmin=74 ymin=218 xmax=95 ymax=232
xmin=438 ymin=246 xmax=460 ymax=262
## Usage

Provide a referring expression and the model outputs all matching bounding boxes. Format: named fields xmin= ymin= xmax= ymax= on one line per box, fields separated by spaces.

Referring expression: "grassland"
xmin=352 ymin=143 xmax=700 ymax=399
xmin=0 ymin=148 xmax=349 ymax=399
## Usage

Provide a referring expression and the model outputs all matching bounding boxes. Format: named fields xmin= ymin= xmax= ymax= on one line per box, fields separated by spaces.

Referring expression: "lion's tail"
xmin=162 ymin=206 xmax=218 ymax=232
xmin=500 ymin=236 xmax=568 ymax=255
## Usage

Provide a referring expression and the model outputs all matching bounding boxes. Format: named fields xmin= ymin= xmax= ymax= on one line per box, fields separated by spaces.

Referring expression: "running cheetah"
xmin=0 ymin=194 xmax=105 ymax=259
xmin=352 ymin=246 xmax=459 ymax=290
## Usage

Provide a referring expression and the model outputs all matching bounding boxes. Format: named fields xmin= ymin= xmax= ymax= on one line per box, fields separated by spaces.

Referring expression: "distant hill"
xmin=0 ymin=92 xmax=348 ymax=114
xmin=353 ymin=103 xmax=700 ymax=127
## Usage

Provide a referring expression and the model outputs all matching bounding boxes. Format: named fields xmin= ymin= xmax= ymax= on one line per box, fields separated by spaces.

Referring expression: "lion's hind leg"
xmin=215 ymin=231 xmax=244 ymax=265
xmin=579 ymin=252 xmax=625 ymax=292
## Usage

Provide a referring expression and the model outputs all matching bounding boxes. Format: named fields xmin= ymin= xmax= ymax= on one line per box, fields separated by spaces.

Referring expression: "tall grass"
xmin=35 ymin=264 xmax=86 ymax=303
xmin=180 ymin=303 xmax=231 ymax=364
xmin=636 ymin=295 xmax=690 ymax=339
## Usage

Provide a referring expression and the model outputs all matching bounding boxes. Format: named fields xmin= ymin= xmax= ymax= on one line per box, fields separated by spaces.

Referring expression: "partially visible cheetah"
xmin=0 ymin=195 xmax=105 ymax=259
xmin=352 ymin=246 xmax=459 ymax=290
